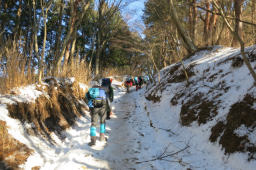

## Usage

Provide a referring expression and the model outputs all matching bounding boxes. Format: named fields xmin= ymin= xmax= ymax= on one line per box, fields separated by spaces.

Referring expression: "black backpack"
xmin=101 ymin=78 xmax=111 ymax=96
xmin=101 ymin=78 xmax=111 ymax=87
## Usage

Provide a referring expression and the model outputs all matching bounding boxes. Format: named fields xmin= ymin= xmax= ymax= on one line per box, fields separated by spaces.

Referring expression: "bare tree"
xmin=169 ymin=0 xmax=197 ymax=54
xmin=32 ymin=0 xmax=41 ymax=81
xmin=213 ymin=0 xmax=256 ymax=83
xmin=39 ymin=0 xmax=53 ymax=82
xmin=95 ymin=0 xmax=122 ymax=75
xmin=231 ymin=0 xmax=245 ymax=47
xmin=204 ymin=0 xmax=211 ymax=46
xmin=55 ymin=0 xmax=91 ymax=75
xmin=189 ymin=0 xmax=197 ymax=44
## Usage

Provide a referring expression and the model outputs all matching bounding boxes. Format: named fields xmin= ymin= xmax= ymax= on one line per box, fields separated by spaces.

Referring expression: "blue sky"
xmin=121 ymin=0 xmax=146 ymax=35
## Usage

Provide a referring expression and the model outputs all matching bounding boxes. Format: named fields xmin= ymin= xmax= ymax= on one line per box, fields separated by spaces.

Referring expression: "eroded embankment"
xmin=145 ymin=47 xmax=256 ymax=160
xmin=0 ymin=77 xmax=88 ymax=169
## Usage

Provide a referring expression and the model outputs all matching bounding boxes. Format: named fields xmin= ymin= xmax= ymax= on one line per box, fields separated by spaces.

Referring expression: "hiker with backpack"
xmin=124 ymin=77 xmax=133 ymax=93
xmin=101 ymin=78 xmax=114 ymax=119
xmin=143 ymin=75 xmax=150 ymax=84
xmin=134 ymin=76 xmax=143 ymax=91
xmin=86 ymin=84 xmax=108 ymax=146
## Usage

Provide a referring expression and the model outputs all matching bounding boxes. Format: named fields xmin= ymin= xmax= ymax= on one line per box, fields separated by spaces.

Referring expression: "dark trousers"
xmin=106 ymin=98 xmax=111 ymax=117
xmin=90 ymin=106 xmax=107 ymax=127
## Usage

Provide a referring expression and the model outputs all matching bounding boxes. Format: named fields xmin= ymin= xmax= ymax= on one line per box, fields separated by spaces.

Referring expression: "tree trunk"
xmin=54 ymin=0 xmax=64 ymax=61
xmin=39 ymin=0 xmax=52 ymax=83
xmin=88 ymin=35 xmax=96 ymax=78
xmin=169 ymin=0 xmax=197 ymax=54
xmin=204 ymin=0 xmax=210 ymax=46
xmin=32 ymin=0 xmax=40 ymax=81
xmin=95 ymin=0 xmax=104 ymax=76
xmin=55 ymin=1 xmax=91 ymax=75
xmin=215 ymin=20 xmax=225 ymax=45
xmin=95 ymin=31 xmax=101 ymax=76
xmin=252 ymin=0 xmax=256 ymax=43
xmin=232 ymin=0 xmax=244 ymax=47
xmin=209 ymin=5 xmax=218 ymax=45
xmin=189 ymin=0 xmax=197 ymax=43
xmin=213 ymin=0 xmax=256 ymax=83
xmin=63 ymin=42 xmax=71 ymax=72
xmin=70 ymin=37 xmax=77 ymax=61
xmin=14 ymin=0 xmax=22 ymax=38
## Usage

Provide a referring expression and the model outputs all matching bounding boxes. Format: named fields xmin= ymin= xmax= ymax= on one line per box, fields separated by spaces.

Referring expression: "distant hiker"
xmin=138 ymin=76 xmax=143 ymax=86
xmin=86 ymin=84 xmax=108 ymax=146
xmin=143 ymin=75 xmax=150 ymax=84
xmin=134 ymin=76 xmax=143 ymax=91
xmin=101 ymin=78 xmax=114 ymax=119
xmin=124 ymin=77 xmax=133 ymax=93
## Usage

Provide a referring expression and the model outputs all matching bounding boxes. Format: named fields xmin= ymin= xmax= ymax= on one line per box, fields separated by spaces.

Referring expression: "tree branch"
xmin=195 ymin=5 xmax=256 ymax=26
xmin=136 ymin=145 xmax=190 ymax=164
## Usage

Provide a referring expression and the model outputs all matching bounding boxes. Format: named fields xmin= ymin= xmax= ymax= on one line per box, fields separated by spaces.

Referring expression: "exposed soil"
xmin=168 ymin=63 xmax=182 ymax=75
xmin=210 ymin=94 xmax=256 ymax=159
xmin=248 ymin=50 xmax=256 ymax=62
xmin=209 ymin=121 xmax=225 ymax=142
xmin=218 ymin=50 xmax=256 ymax=68
xmin=170 ymin=91 xmax=185 ymax=105
xmin=168 ymin=64 xmax=195 ymax=84
xmin=146 ymin=63 xmax=194 ymax=103
xmin=2 ymin=78 xmax=88 ymax=168
xmin=7 ymin=78 xmax=87 ymax=141
xmin=231 ymin=56 xmax=244 ymax=68
xmin=207 ymin=72 xmax=219 ymax=82
xmin=184 ymin=46 xmax=213 ymax=59
xmin=180 ymin=93 xmax=218 ymax=126
xmin=145 ymin=93 xmax=161 ymax=103
xmin=0 ymin=120 xmax=33 ymax=170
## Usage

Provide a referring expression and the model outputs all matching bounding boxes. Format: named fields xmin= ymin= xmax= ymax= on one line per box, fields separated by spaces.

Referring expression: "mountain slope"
xmin=144 ymin=46 xmax=256 ymax=167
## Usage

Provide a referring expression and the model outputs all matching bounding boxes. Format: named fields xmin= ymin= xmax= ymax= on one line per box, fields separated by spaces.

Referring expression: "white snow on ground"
xmin=0 ymin=46 xmax=256 ymax=169
xmin=134 ymin=88 xmax=256 ymax=170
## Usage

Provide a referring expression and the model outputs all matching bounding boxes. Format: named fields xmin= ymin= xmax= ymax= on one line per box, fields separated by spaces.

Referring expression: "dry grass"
xmin=0 ymin=40 xmax=35 ymax=94
xmin=56 ymin=58 xmax=91 ymax=85
xmin=7 ymin=77 xmax=88 ymax=141
xmin=0 ymin=120 xmax=33 ymax=169
xmin=0 ymin=39 xmax=90 ymax=95
xmin=102 ymin=66 xmax=134 ymax=78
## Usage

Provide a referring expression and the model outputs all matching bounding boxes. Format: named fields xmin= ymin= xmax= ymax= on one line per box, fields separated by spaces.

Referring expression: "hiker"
xmin=101 ymin=78 xmax=114 ymax=119
xmin=134 ymin=76 xmax=142 ymax=91
xmin=86 ymin=84 xmax=108 ymax=146
xmin=143 ymin=75 xmax=150 ymax=84
xmin=138 ymin=76 xmax=143 ymax=87
xmin=124 ymin=77 xmax=133 ymax=93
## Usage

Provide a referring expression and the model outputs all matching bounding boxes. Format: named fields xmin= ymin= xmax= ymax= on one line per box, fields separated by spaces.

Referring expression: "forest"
xmin=0 ymin=0 xmax=256 ymax=93
xmin=0 ymin=0 xmax=256 ymax=169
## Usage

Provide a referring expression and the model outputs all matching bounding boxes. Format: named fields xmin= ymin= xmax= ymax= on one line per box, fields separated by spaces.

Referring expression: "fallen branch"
xmin=149 ymin=118 xmax=176 ymax=135
xmin=158 ymin=127 xmax=176 ymax=135
xmin=136 ymin=145 xmax=190 ymax=164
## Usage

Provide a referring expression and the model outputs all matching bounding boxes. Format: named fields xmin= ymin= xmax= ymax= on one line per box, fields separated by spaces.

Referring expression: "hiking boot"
xmin=106 ymin=111 xmax=112 ymax=120
xmin=100 ymin=133 xmax=105 ymax=142
xmin=88 ymin=136 xmax=96 ymax=146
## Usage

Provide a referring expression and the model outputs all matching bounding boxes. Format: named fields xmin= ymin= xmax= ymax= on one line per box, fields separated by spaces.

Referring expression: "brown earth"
xmin=148 ymin=48 xmax=256 ymax=160
xmin=8 ymin=78 xmax=87 ymax=141
xmin=179 ymin=93 xmax=218 ymax=126
xmin=145 ymin=63 xmax=195 ymax=103
xmin=0 ymin=120 xmax=33 ymax=170
xmin=0 ymin=77 xmax=88 ymax=169
xmin=210 ymin=94 xmax=256 ymax=160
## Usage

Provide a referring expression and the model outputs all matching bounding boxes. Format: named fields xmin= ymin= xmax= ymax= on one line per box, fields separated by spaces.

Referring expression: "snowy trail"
xmin=101 ymin=89 xmax=139 ymax=169
xmin=13 ymin=81 xmax=256 ymax=170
